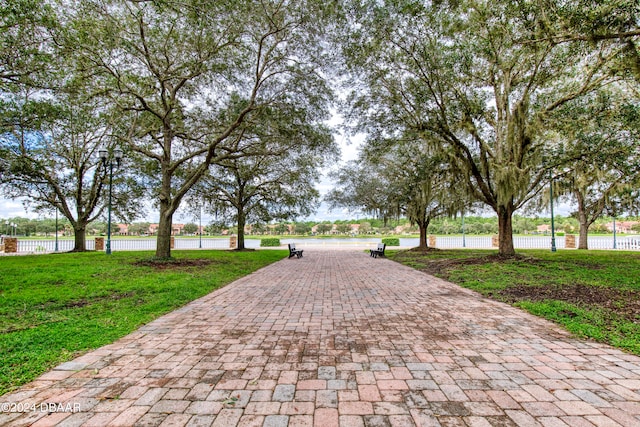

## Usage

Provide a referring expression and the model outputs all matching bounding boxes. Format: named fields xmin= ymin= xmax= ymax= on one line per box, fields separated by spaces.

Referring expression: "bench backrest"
xmin=378 ymin=243 xmax=385 ymax=251
xmin=289 ymin=243 xmax=296 ymax=251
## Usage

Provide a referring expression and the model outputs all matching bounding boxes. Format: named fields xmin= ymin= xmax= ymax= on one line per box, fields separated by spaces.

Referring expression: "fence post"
xmin=428 ymin=235 xmax=436 ymax=248
xmin=4 ymin=237 xmax=17 ymax=253
xmin=491 ymin=235 xmax=499 ymax=248
xmin=170 ymin=236 xmax=175 ymax=249
xmin=95 ymin=237 xmax=105 ymax=251
xmin=230 ymin=236 xmax=237 ymax=249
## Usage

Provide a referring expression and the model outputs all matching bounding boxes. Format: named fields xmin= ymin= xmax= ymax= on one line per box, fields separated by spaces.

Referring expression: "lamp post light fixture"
xmin=99 ymin=148 xmax=124 ymax=255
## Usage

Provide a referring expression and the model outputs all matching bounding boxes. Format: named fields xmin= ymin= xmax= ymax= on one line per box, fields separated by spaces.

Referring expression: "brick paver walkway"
xmin=3 ymin=250 xmax=640 ymax=426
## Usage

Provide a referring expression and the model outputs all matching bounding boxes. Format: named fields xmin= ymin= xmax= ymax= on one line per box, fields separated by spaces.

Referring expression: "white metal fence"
xmin=4 ymin=235 xmax=640 ymax=254
xmin=17 ymin=239 xmax=96 ymax=253
xmin=12 ymin=238 xmax=232 ymax=254
xmin=431 ymin=235 xmax=640 ymax=250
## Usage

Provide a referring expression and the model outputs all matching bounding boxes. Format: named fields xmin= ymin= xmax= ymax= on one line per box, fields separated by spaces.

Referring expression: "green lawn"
xmin=0 ymin=250 xmax=286 ymax=396
xmin=390 ymin=248 xmax=640 ymax=355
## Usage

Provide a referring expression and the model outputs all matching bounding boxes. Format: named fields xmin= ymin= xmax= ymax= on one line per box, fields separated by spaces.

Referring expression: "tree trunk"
xmin=419 ymin=223 xmax=428 ymax=249
xmin=236 ymin=208 xmax=246 ymax=250
xmin=155 ymin=207 xmax=174 ymax=259
xmin=576 ymin=192 xmax=589 ymax=250
xmin=578 ymin=219 xmax=590 ymax=250
xmin=155 ymin=156 xmax=176 ymax=258
xmin=72 ymin=223 xmax=87 ymax=252
xmin=417 ymin=216 xmax=430 ymax=250
xmin=497 ymin=205 xmax=516 ymax=257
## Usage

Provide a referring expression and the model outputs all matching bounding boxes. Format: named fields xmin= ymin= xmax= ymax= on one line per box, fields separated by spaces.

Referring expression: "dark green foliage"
xmin=382 ymin=237 xmax=399 ymax=246
xmin=260 ymin=238 xmax=281 ymax=247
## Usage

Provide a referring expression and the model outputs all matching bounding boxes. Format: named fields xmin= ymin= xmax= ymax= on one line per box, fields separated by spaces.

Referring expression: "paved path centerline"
xmin=2 ymin=250 xmax=640 ymax=426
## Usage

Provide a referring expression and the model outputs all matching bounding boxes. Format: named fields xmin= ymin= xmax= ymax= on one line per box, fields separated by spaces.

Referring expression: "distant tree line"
xmin=8 ymin=214 xmax=639 ymax=238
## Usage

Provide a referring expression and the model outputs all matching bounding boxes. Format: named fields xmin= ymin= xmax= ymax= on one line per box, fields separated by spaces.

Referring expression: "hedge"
xmin=260 ymin=238 xmax=281 ymax=247
xmin=382 ymin=237 xmax=400 ymax=246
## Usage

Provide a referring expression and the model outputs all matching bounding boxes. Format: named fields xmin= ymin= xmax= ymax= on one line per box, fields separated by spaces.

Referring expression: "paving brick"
xmin=314 ymin=408 xmax=339 ymax=427
xmin=554 ymin=401 xmax=602 ymax=416
xmin=211 ymin=409 xmax=243 ymax=427
xmin=237 ymin=414 xmax=264 ymax=427
xmin=358 ymin=385 xmax=381 ymax=402
xmin=317 ymin=390 xmax=338 ymax=408
xmin=340 ymin=402 xmax=374 ymax=415
xmin=339 ymin=415 xmax=366 ymax=427
xmin=273 ymin=384 xmax=296 ymax=402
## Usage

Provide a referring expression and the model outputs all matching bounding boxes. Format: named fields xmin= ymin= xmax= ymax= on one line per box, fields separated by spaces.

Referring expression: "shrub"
xmin=382 ymin=237 xmax=400 ymax=246
xmin=260 ymin=238 xmax=281 ymax=247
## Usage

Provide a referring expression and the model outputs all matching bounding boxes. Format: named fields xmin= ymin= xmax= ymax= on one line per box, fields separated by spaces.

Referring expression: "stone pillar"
xmin=428 ymin=235 xmax=436 ymax=248
xmin=170 ymin=236 xmax=175 ymax=249
xmin=95 ymin=237 xmax=105 ymax=251
xmin=230 ymin=236 xmax=237 ymax=249
xmin=4 ymin=237 xmax=17 ymax=253
xmin=565 ymin=234 xmax=576 ymax=249
xmin=491 ymin=235 xmax=499 ymax=248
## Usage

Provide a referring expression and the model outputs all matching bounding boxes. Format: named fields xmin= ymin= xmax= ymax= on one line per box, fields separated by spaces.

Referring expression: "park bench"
xmin=370 ymin=243 xmax=386 ymax=258
xmin=288 ymin=243 xmax=303 ymax=258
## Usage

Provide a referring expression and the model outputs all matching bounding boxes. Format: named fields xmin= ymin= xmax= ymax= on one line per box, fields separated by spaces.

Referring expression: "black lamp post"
xmin=52 ymin=195 xmax=59 ymax=252
xmin=99 ymin=148 xmax=123 ymax=255
xmin=199 ymin=205 xmax=203 ymax=249
xmin=55 ymin=208 xmax=59 ymax=252
xmin=461 ymin=212 xmax=466 ymax=248
xmin=549 ymin=172 xmax=557 ymax=252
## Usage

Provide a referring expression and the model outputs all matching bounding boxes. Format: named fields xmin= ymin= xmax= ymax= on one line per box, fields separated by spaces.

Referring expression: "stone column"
xmin=428 ymin=235 xmax=436 ymax=248
xmin=565 ymin=234 xmax=576 ymax=249
xmin=95 ymin=237 xmax=105 ymax=251
xmin=230 ymin=236 xmax=237 ymax=249
xmin=491 ymin=235 xmax=499 ymax=248
xmin=170 ymin=236 xmax=175 ymax=249
xmin=4 ymin=237 xmax=17 ymax=253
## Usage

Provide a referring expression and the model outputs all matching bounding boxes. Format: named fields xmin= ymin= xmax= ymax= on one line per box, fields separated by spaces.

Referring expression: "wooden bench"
xmin=370 ymin=243 xmax=386 ymax=258
xmin=288 ymin=243 xmax=303 ymax=258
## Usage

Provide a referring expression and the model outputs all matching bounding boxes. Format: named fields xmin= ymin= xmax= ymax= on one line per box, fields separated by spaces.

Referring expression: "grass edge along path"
xmin=389 ymin=248 xmax=640 ymax=356
xmin=0 ymin=250 xmax=287 ymax=396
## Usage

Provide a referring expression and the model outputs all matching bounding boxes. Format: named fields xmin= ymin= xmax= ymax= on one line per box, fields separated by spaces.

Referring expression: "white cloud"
xmin=0 ymin=197 xmax=39 ymax=220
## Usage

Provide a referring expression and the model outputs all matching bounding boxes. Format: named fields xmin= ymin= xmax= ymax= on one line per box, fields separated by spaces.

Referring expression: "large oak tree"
xmin=548 ymin=87 xmax=640 ymax=249
xmin=341 ymin=0 xmax=626 ymax=256
xmin=191 ymin=104 xmax=338 ymax=250
xmin=66 ymin=0 xmax=337 ymax=258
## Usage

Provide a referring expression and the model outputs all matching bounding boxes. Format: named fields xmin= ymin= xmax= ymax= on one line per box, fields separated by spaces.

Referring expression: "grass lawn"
xmin=389 ymin=248 xmax=640 ymax=355
xmin=0 ymin=249 xmax=286 ymax=396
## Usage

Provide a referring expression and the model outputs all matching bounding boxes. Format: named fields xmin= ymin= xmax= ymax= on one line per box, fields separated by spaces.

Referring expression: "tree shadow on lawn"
xmin=133 ymin=258 xmax=214 ymax=270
